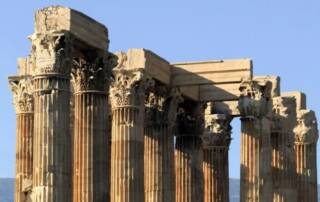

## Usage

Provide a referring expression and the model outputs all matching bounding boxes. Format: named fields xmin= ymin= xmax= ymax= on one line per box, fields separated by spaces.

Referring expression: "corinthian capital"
xmin=176 ymin=101 xmax=205 ymax=137
xmin=272 ymin=96 xmax=297 ymax=134
xmin=144 ymin=83 xmax=183 ymax=127
xmin=294 ymin=109 xmax=319 ymax=145
xmin=110 ymin=68 xmax=145 ymax=107
xmin=71 ymin=55 xmax=108 ymax=93
xmin=30 ymin=32 xmax=73 ymax=76
xmin=202 ymin=114 xmax=232 ymax=148
xmin=144 ymin=82 xmax=168 ymax=126
xmin=238 ymin=79 xmax=271 ymax=119
xmin=9 ymin=76 xmax=34 ymax=114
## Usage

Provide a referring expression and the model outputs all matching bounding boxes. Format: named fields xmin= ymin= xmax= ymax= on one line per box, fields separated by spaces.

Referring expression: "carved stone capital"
xmin=145 ymin=83 xmax=183 ymax=127
xmin=202 ymin=114 xmax=232 ymax=148
xmin=294 ymin=109 xmax=319 ymax=145
xmin=145 ymin=82 xmax=168 ymax=126
xmin=71 ymin=55 xmax=108 ymax=93
xmin=110 ymin=68 xmax=145 ymax=108
xmin=31 ymin=32 xmax=73 ymax=76
xmin=238 ymin=79 xmax=270 ymax=119
xmin=9 ymin=76 xmax=34 ymax=114
xmin=175 ymin=102 xmax=205 ymax=137
xmin=271 ymin=96 xmax=297 ymax=135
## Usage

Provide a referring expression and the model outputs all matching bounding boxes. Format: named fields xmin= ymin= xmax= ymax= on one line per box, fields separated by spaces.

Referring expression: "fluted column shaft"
xmin=295 ymin=144 xmax=318 ymax=202
xmin=15 ymin=113 xmax=34 ymax=202
xmin=111 ymin=106 xmax=144 ymax=201
xmin=175 ymin=102 xmax=204 ymax=202
xmin=271 ymin=134 xmax=297 ymax=202
xmin=203 ymin=147 xmax=229 ymax=202
xmin=32 ymin=76 xmax=71 ymax=202
xmin=110 ymin=69 xmax=145 ymax=202
xmin=240 ymin=117 xmax=272 ymax=202
xmin=144 ymin=121 xmax=174 ymax=202
xmin=145 ymin=115 xmax=176 ymax=201
xmin=175 ymin=136 xmax=203 ymax=202
xmin=9 ymin=76 xmax=34 ymax=202
xmin=72 ymin=93 xmax=108 ymax=202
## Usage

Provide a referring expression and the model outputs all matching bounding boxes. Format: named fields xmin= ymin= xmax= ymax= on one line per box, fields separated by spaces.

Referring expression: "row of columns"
xmin=9 ymin=32 xmax=318 ymax=202
xmin=238 ymin=79 xmax=319 ymax=202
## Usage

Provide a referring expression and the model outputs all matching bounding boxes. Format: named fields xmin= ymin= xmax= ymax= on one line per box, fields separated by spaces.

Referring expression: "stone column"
xmin=31 ymin=33 xmax=73 ymax=202
xmin=294 ymin=109 xmax=318 ymax=202
xmin=71 ymin=55 xmax=109 ymax=201
xmin=271 ymin=97 xmax=297 ymax=202
xmin=144 ymin=85 xmax=181 ymax=202
xmin=109 ymin=68 xmax=145 ymax=202
xmin=238 ymin=80 xmax=273 ymax=202
xmin=202 ymin=113 xmax=232 ymax=202
xmin=9 ymin=76 xmax=34 ymax=202
xmin=175 ymin=101 xmax=204 ymax=202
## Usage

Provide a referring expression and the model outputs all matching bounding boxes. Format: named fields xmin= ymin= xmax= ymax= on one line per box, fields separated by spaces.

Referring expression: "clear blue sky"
xmin=0 ymin=1 xmax=319 ymax=182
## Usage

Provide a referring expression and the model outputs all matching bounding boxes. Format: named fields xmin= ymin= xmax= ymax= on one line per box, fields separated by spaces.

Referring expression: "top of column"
xmin=34 ymin=6 xmax=108 ymax=51
xmin=238 ymin=79 xmax=272 ymax=119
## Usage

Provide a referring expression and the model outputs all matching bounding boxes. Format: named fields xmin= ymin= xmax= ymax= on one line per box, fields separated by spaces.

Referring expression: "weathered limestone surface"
xmin=253 ymin=76 xmax=280 ymax=98
xmin=34 ymin=6 xmax=108 ymax=50
xmin=202 ymin=108 xmax=232 ymax=202
xmin=116 ymin=49 xmax=171 ymax=85
xmin=282 ymin=91 xmax=306 ymax=111
xmin=109 ymin=59 xmax=146 ymax=201
xmin=175 ymin=101 xmax=204 ymax=202
xmin=271 ymin=96 xmax=297 ymax=202
xmin=9 ymin=76 xmax=34 ymax=202
xmin=9 ymin=6 xmax=319 ymax=202
xmin=31 ymin=32 xmax=73 ymax=202
xmin=171 ymin=59 xmax=252 ymax=102
xmin=71 ymin=53 xmax=110 ymax=202
xmin=294 ymin=109 xmax=318 ymax=202
xmin=238 ymin=79 xmax=273 ymax=202
xmin=144 ymin=84 xmax=181 ymax=202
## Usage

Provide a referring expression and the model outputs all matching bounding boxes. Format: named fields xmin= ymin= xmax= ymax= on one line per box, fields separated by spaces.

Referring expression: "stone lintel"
xmin=34 ymin=6 xmax=108 ymax=50
xmin=114 ymin=48 xmax=171 ymax=85
xmin=282 ymin=91 xmax=306 ymax=111
xmin=212 ymin=101 xmax=240 ymax=116
xmin=171 ymin=59 xmax=252 ymax=102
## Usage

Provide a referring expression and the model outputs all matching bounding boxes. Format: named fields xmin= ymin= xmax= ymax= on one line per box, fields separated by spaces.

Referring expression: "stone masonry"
xmin=9 ymin=6 xmax=318 ymax=202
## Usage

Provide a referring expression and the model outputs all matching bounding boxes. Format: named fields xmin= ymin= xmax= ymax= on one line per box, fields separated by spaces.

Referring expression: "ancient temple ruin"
xmin=8 ymin=6 xmax=318 ymax=202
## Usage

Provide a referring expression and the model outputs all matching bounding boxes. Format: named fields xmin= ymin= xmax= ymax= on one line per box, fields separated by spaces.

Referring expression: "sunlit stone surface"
xmin=8 ymin=6 xmax=318 ymax=202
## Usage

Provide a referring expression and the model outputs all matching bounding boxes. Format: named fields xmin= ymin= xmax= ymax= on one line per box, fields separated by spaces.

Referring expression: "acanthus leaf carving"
xmin=145 ymin=82 xmax=168 ymax=127
xmin=31 ymin=33 xmax=73 ymax=76
xmin=176 ymin=101 xmax=205 ymax=137
xmin=9 ymin=76 xmax=34 ymax=113
xmin=238 ymin=79 xmax=270 ymax=119
xmin=202 ymin=114 xmax=232 ymax=148
xmin=271 ymin=96 xmax=297 ymax=145
xmin=71 ymin=56 xmax=107 ymax=93
xmin=110 ymin=68 xmax=145 ymax=108
xmin=144 ymin=83 xmax=183 ymax=128
xmin=294 ymin=109 xmax=319 ymax=145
